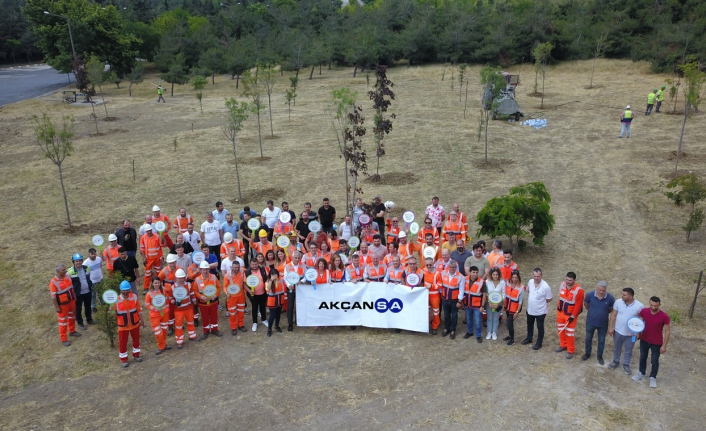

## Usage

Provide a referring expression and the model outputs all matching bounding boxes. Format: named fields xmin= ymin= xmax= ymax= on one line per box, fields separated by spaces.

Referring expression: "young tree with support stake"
xmin=329 ymin=87 xmax=358 ymax=212
xmin=128 ymin=61 xmax=144 ymax=97
xmin=33 ymin=112 xmax=75 ymax=228
xmin=665 ymin=173 xmax=706 ymax=243
xmin=284 ymin=76 xmax=298 ymax=122
xmin=191 ymin=75 xmax=208 ymax=114
xmin=86 ymin=56 xmax=110 ymax=119
xmin=533 ymin=42 xmax=552 ymax=109
xmin=222 ymin=98 xmax=250 ymax=203
xmin=673 ymin=59 xmax=705 ymax=176
xmin=260 ymin=63 xmax=277 ymax=137
xmin=241 ymin=70 xmax=265 ymax=157
xmin=479 ymin=66 xmax=506 ymax=164
xmin=368 ymin=65 xmax=395 ymax=181
xmin=344 ymin=105 xmax=368 ymax=220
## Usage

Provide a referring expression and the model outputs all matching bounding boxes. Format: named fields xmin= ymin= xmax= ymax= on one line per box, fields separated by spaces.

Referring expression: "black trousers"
xmin=75 ymin=292 xmax=92 ymax=324
xmin=639 ymin=340 xmax=662 ymax=378
xmin=243 ymin=241 xmax=251 ymax=267
xmin=525 ymin=313 xmax=546 ymax=345
xmin=208 ymin=244 xmax=221 ymax=269
xmin=267 ymin=307 xmax=282 ymax=329
xmin=506 ymin=311 xmax=516 ymax=340
xmin=287 ymin=291 xmax=296 ymax=327
xmin=250 ymin=293 xmax=267 ymax=324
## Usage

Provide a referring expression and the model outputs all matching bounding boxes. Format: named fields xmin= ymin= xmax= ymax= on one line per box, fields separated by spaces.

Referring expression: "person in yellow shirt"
xmin=441 ymin=231 xmax=458 ymax=255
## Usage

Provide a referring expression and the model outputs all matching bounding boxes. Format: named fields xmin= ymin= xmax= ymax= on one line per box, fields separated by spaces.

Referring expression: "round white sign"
xmin=203 ymin=285 xmax=217 ymax=297
xmin=155 ymin=221 xmax=166 ymax=232
xmin=92 ymin=235 xmax=104 ymax=246
xmin=423 ymin=247 xmax=436 ymax=259
xmin=277 ymin=236 xmax=290 ymax=248
xmin=247 ymin=218 xmax=261 ymax=231
xmin=409 ymin=222 xmax=420 ymax=235
xmin=285 ymin=271 xmax=301 ymax=285
xmin=488 ymin=291 xmax=503 ymax=305
xmin=348 ymin=236 xmax=361 ymax=249
xmin=304 ymin=268 xmax=318 ymax=282
xmin=627 ymin=317 xmax=645 ymax=333
xmin=340 ymin=254 xmax=349 ymax=265
xmin=151 ymin=293 xmax=167 ymax=308
xmin=402 ymin=211 xmax=415 ymax=223
xmin=102 ymin=289 xmax=118 ymax=304
xmin=173 ymin=286 xmax=188 ymax=300
xmin=279 ymin=212 xmax=291 ymax=223
xmin=309 ymin=221 xmax=322 ymax=233
xmin=192 ymin=252 xmax=205 ymax=265
xmin=406 ymin=273 xmax=421 ymax=286
xmin=227 ymin=284 xmax=241 ymax=295
xmin=246 ymin=275 xmax=260 ymax=288
xmin=358 ymin=214 xmax=371 ymax=225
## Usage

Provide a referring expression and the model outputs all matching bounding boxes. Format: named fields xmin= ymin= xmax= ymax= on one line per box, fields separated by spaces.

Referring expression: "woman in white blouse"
xmin=485 ymin=268 xmax=506 ymax=340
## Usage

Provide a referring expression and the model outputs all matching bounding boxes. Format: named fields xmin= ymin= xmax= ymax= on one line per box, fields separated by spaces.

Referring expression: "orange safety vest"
xmin=365 ymin=263 xmax=387 ymax=281
xmin=463 ymin=278 xmax=485 ymax=308
xmin=194 ymin=274 xmax=221 ymax=304
xmin=424 ymin=269 xmax=439 ymax=294
xmin=398 ymin=242 xmax=418 ymax=266
xmin=266 ymin=279 xmax=286 ymax=308
xmin=302 ymin=252 xmax=322 ymax=269
xmin=443 ymin=221 xmax=462 ymax=238
xmin=145 ymin=288 xmax=166 ymax=316
xmin=49 ymin=276 xmax=75 ymax=305
xmin=221 ymin=240 xmax=245 ymax=260
xmin=386 ymin=266 xmax=405 ymax=283
xmin=140 ymin=234 xmax=163 ymax=258
xmin=284 ymin=263 xmax=305 ymax=290
xmin=171 ymin=282 xmax=195 ymax=308
xmin=458 ymin=212 xmax=468 ymax=233
xmin=315 ymin=269 xmax=331 ymax=284
xmin=383 ymin=253 xmax=399 ymax=267
xmin=346 ymin=264 xmax=364 ymax=282
xmin=225 ymin=269 xmax=245 ymax=295
xmin=417 ymin=226 xmax=439 ymax=245
xmin=557 ymin=283 xmax=584 ymax=317
xmin=487 ymin=251 xmax=504 ymax=268
xmin=385 ymin=222 xmax=401 ymax=244
xmin=439 ymin=271 xmax=464 ymax=301
xmin=330 ymin=269 xmax=345 ymax=282
xmin=153 ymin=214 xmax=171 ymax=232
xmin=158 ymin=266 xmax=177 ymax=286
xmin=103 ymin=245 xmax=120 ymax=271
xmin=420 ymin=244 xmax=440 ymax=261
xmin=274 ymin=221 xmax=293 ymax=235
xmin=173 ymin=214 xmax=194 ymax=233
xmin=329 ymin=239 xmax=341 ymax=252
xmin=357 ymin=251 xmax=372 ymax=266
xmin=434 ymin=259 xmax=452 ymax=273
xmin=504 ymin=284 xmax=523 ymax=313
xmin=253 ymin=241 xmax=273 ymax=258
xmin=497 ymin=261 xmax=518 ymax=281
xmin=114 ymin=293 xmax=141 ymax=329
xmin=363 ymin=230 xmax=379 ymax=244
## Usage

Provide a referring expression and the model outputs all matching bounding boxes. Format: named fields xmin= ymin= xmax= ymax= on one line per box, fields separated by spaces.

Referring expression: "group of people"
xmin=618 ymin=86 xmax=667 ymax=138
xmin=49 ymin=196 xmax=671 ymax=386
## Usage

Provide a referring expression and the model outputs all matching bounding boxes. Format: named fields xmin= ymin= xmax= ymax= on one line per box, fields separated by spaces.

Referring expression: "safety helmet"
xmin=175 ymin=269 xmax=186 ymax=278
xmin=72 ymin=253 xmax=83 ymax=261
xmin=224 ymin=232 xmax=233 ymax=243
xmin=152 ymin=205 xmax=160 ymax=212
xmin=259 ymin=230 xmax=267 ymax=237
xmin=653 ymin=88 xmax=658 ymax=92
xmin=661 ymin=86 xmax=666 ymax=90
xmin=144 ymin=225 xmax=152 ymax=231
xmin=119 ymin=280 xmax=132 ymax=291
xmin=332 ymin=223 xmax=338 ymax=231
xmin=108 ymin=234 xmax=118 ymax=241
xmin=626 ymin=105 xmax=631 ymax=109
xmin=199 ymin=261 xmax=210 ymax=269
xmin=398 ymin=231 xmax=407 ymax=239
xmin=166 ymin=254 xmax=177 ymax=263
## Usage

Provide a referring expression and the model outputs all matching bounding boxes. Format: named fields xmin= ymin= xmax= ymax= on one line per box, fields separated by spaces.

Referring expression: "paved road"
xmin=0 ymin=65 xmax=72 ymax=107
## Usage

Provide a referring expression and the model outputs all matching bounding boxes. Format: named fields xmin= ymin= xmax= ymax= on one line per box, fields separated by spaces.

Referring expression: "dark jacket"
xmin=67 ymin=265 xmax=93 ymax=295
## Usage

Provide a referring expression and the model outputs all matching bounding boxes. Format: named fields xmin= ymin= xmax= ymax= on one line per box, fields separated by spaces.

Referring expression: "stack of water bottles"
xmin=521 ymin=118 xmax=548 ymax=129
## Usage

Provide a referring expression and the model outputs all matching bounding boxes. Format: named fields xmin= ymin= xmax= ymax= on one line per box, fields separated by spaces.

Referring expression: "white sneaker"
xmin=650 ymin=377 xmax=657 ymax=388
xmin=492 ymin=332 xmax=497 ymax=340
xmin=252 ymin=323 xmax=257 ymax=332
xmin=263 ymin=320 xmax=269 ymax=328
xmin=632 ymin=372 xmax=645 ymax=382
xmin=486 ymin=332 xmax=492 ymax=340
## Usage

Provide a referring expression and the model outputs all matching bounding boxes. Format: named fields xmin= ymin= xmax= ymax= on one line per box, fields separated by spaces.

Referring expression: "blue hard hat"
xmin=333 ymin=223 xmax=339 ymax=231
xmin=119 ymin=280 xmax=132 ymax=291
xmin=72 ymin=253 xmax=83 ymax=261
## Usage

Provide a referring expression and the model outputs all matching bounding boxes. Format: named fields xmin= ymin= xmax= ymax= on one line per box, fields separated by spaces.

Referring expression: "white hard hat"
xmin=385 ymin=201 xmax=395 ymax=209
xmin=626 ymin=105 xmax=630 ymax=109
xmin=224 ymin=232 xmax=233 ymax=243
xmin=398 ymin=231 xmax=407 ymax=239
xmin=152 ymin=205 xmax=160 ymax=212
xmin=144 ymin=224 xmax=152 ymax=231
xmin=199 ymin=261 xmax=210 ymax=269
xmin=166 ymin=254 xmax=177 ymax=263
xmin=175 ymin=269 xmax=186 ymax=278
xmin=108 ymin=234 xmax=117 ymax=241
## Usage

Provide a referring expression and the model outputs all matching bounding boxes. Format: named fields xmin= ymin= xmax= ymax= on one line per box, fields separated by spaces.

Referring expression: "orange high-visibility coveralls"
xmin=424 ymin=269 xmax=440 ymax=330
xmin=113 ymin=293 xmax=142 ymax=363
xmin=140 ymin=233 xmax=164 ymax=291
xmin=145 ymin=289 xmax=169 ymax=350
xmin=224 ymin=269 xmax=246 ymax=330
xmin=194 ymin=274 xmax=221 ymax=334
xmin=158 ymin=266 xmax=178 ymax=328
xmin=49 ymin=275 xmax=76 ymax=342
xmin=557 ymin=282 xmax=585 ymax=354
xmin=103 ymin=245 xmax=120 ymax=275
xmin=171 ymin=281 xmax=198 ymax=345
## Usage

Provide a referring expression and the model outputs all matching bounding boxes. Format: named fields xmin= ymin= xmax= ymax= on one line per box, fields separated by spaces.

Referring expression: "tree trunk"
xmin=199 ymin=99 xmax=203 ymax=114
xmin=674 ymin=105 xmax=690 ymax=175
xmin=295 ymin=68 xmax=300 ymax=78
xmin=353 ymin=65 xmax=358 ymax=77
xmin=57 ymin=163 xmax=72 ymax=228
xmin=540 ymin=70 xmax=546 ymax=109
xmin=407 ymin=58 xmax=411 ymax=68
xmin=344 ymin=157 xmax=350 ymax=215
xmin=309 ymin=64 xmax=315 ymax=80
xmin=211 ymin=73 xmax=215 ymax=85
xmin=319 ymin=64 xmax=322 ymax=75
xmin=232 ymin=136 xmax=242 ymax=202
xmin=236 ymin=75 xmax=240 ymax=89
xmin=484 ymin=112 xmax=489 ymax=163
xmin=129 ymin=82 xmax=133 ymax=96
xmin=463 ymin=80 xmax=469 ymax=118
xmin=267 ymin=93 xmax=274 ymax=136
xmin=98 ymin=85 xmax=109 ymax=118
xmin=67 ymin=73 xmax=71 ymax=85
xmin=288 ymin=102 xmax=291 ymax=122
xmin=589 ymin=56 xmax=597 ymax=88
xmin=257 ymin=110 xmax=263 ymax=157
xmin=171 ymin=83 xmax=174 ymax=96
xmin=328 ymin=62 xmax=331 ymax=71
xmin=91 ymin=103 xmax=99 ymax=133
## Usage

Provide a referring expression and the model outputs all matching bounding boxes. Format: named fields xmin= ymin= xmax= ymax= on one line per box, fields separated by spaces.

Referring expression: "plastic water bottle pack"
xmin=520 ymin=118 xmax=548 ymax=129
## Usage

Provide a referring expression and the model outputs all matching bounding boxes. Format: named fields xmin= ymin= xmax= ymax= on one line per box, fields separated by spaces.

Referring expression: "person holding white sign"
xmin=245 ymin=259 xmax=268 ymax=332
xmin=608 ymin=287 xmax=643 ymax=375
xmin=459 ymin=266 xmax=486 ymax=343
xmin=113 ymin=281 xmax=145 ymax=367
xmin=265 ymin=268 xmax=286 ymax=336
xmin=284 ymin=251 xmax=305 ymax=331
xmin=402 ymin=258 xmax=424 ymax=288
xmin=145 ymin=278 xmax=171 ymax=355
xmin=384 ymin=256 xmax=405 ymax=284
xmin=224 ymin=261 xmax=247 ymax=335
xmin=422 ymin=257 xmax=441 ymax=334
xmin=438 ymin=260 xmax=465 ymax=340
xmin=171 ymin=269 xmax=200 ymax=348
xmin=194 ymin=261 xmax=223 ymax=339
xmin=485 ymin=268 xmax=506 ymax=341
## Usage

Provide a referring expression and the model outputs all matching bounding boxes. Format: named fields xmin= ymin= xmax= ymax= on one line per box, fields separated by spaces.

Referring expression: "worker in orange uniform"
xmin=224 ymin=260 xmax=247 ymax=335
xmin=103 ymin=234 xmax=120 ymax=275
xmin=265 ymin=267 xmax=286 ymax=337
xmin=437 ymin=260 xmax=465 ymax=340
xmin=382 ymin=242 xmax=399 ymax=267
xmin=113 ymin=280 xmax=145 ymax=367
xmin=139 ymin=224 xmax=164 ymax=293
xmin=158 ymin=254 xmax=179 ymax=334
xmin=302 ymin=242 xmax=322 ymax=269
xmin=172 ymin=207 xmax=194 ymax=234
xmin=356 ymin=241 xmax=373 ymax=266
xmin=441 ymin=211 xmax=465 ymax=243
xmin=435 ymin=248 xmax=453 ymax=272
xmin=152 ymin=205 xmax=174 ymax=249
xmin=194 ymin=261 xmax=223 ymax=338
xmin=49 ymin=263 xmax=80 ymax=346
xmin=252 ymin=230 xmax=274 ymax=259
xmin=171 ymin=269 xmax=200 ymax=348
xmin=385 ymin=215 xmax=401 ymax=245
xmin=452 ymin=203 xmax=469 ymax=241
xmin=459 ymin=266 xmax=486 ymax=343
xmin=487 ymin=239 xmax=505 ymax=268
xmin=145 ymin=277 xmax=171 ymax=355
xmin=364 ymin=254 xmax=386 ymax=282
xmin=422 ymin=257 xmax=440 ymax=334
xmin=284 ymin=251 xmax=305 ymax=332
xmin=555 ymin=271 xmax=584 ymax=359
xmin=496 ymin=249 xmax=518 ymax=281
xmin=403 ymin=257 xmax=424 ymax=287
xmin=384 ymin=256 xmax=405 ymax=284
xmin=220 ymin=232 xmax=245 ymax=261
xmin=397 ymin=232 xmax=419 ymax=267
xmin=417 ymin=217 xmax=439 ymax=245
xmin=420 ymin=233 xmax=441 ymax=262
xmin=273 ymin=217 xmax=293 ymax=239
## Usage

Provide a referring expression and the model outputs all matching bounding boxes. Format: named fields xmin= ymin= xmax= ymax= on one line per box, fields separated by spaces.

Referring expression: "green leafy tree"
xmin=458 ymin=63 xmax=467 ymax=102
xmin=191 ymin=75 xmax=208 ymax=114
xmin=476 ymin=182 xmax=555 ymax=251
xmin=161 ymin=63 xmax=189 ymax=96
xmin=367 ymin=65 xmax=395 ymax=181
xmin=226 ymin=37 xmax=254 ymax=88
xmin=674 ymin=59 xmax=706 ymax=175
xmin=479 ymin=66 xmax=506 ymax=163
xmin=241 ymin=70 xmax=265 ymax=157
xmin=222 ymin=98 xmax=251 ymax=203
xmin=86 ymin=56 xmax=110 ymax=118
xmin=93 ymin=273 xmax=122 ymax=347
xmin=260 ymin=63 xmax=277 ymax=136
xmin=32 ymin=112 xmax=75 ymax=228
xmin=128 ymin=61 xmax=144 ymax=97
xmin=665 ymin=173 xmax=706 ymax=242
xmin=284 ymin=76 xmax=298 ymax=122
xmin=106 ymin=71 xmax=121 ymax=89
xmin=200 ymin=46 xmax=226 ymax=84
xmin=532 ymin=42 xmax=552 ymax=108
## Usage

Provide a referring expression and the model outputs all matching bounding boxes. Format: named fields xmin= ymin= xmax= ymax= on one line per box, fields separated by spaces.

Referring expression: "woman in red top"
xmin=330 ymin=255 xmax=346 ymax=282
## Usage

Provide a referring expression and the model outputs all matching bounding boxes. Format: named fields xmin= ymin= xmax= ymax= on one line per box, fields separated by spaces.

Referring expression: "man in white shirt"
xmin=338 ymin=215 xmax=353 ymax=240
xmin=608 ymin=287 xmax=644 ymax=375
xmin=521 ymin=267 xmax=553 ymax=350
xmin=212 ymin=201 xmax=229 ymax=226
xmin=425 ymin=196 xmax=445 ymax=236
xmin=221 ymin=247 xmax=245 ymax=274
xmin=201 ymin=212 xmax=223 ymax=267
xmin=261 ymin=199 xmax=282 ymax=240
xmin=351 ymin=198 xmax=364 ymax=233
xmin=85 ymin=248 xmax=104 ymax=312
xmin=183 ymin=222 xmax=201 ymax=251
xmin=138 ymin=214 xmax=156 ymax=237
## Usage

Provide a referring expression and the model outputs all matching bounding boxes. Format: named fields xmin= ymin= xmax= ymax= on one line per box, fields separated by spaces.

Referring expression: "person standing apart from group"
xmin=619 ymin=105 xmax=633 ymax=138
xmin=49 ymin=264 xmax=80 ymax=346
xmin=521 ymin=268 xmax=553 ymax=350
xmin=113 ymin=280 xmax=145 ymax=367
xmin=655 ymin=86 xmax=666 ymax=113
xmin=582 ymin=281 xmax=614 ymax=365
xmin=608 ymin=287 xmax=643 ymax=375
xmin=633 ymin=297 xmax=670 ymax=388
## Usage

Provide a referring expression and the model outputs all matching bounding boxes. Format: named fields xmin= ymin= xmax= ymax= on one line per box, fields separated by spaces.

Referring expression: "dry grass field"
xmin=1 ymin=59 xmax=705 ymax=430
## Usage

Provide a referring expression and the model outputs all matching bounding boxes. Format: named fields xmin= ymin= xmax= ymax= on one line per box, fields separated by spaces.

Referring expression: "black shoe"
xmin=69 ymin=331 xmax=81 ymax=337
xmin=503 ymin=336 xmax=511 ymax=341
xmin=395 ymin=329 xmax=401 ymax=333
xmin=442 ymin=330 xmax=449 ymax=337
xmin=165 ymin=345 xmax=172 ymax=350
xmin=78 ymin=324 xmax=87 ymax=330
xmin=201 ymin=333 xmax=209 ymax=340
xmin=520 ymin=338 xmax=532 ymax=345
xmin=239 ymin=326 xmax=247 ymax=332
xmin=597 ymin=356 xmax=605 ymax=365
xmin=532 ymin=344 xmax=542 ymax=350
xmin=350 ymin=326 xmax=356 ymax=331
xmin=506 ymin=339 xmax=514 ymax=346
xmin=135 ymin=356 xmax=143 ymax=362
xmin=581 ymin=354 xmax=591 ymax=361
xmin=450 ymin=332 xmax=455 ymax=340
xmin=189 ymin=337 xmax=200 ymax=342
xmin=87 ymin=319 xmax=96 ymax=325
xmin=232 ymin=329 xmax=238 ymax=336
xmin=156 ymin=349 xmax=164 ymax=355
xmin=212 ymin=330 xmax=223 ymax=337
xmin=477 ymin=337 xmax=482 ymax=343
xmin=92 ymin=307 xmax=98 ymax=313
xmin=267 ymin=330 xmax=272 ymax=337
xmin=463 ymin=332 xmax=472 ymax=339
xmin=431 ymin=329 xmax=437 ymax=335
xmin=62 ymin=341 xmax=71 ymax=347
xmin=177 ymin=344 xmax=183 ymax=349
xmin=555 ymin=347 xmax=567 ymax=353
xmin=167 ymin=327 xmax=174 ymax=336
xmin=288 ymin=326 xmax=293 ymax=332
xmin=276 ymin=327 xmax=282 ymax=333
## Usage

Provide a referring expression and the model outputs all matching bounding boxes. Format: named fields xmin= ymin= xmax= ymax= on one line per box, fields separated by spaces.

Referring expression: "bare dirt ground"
xmin=1 ymin=59 xmax=705 ymax=430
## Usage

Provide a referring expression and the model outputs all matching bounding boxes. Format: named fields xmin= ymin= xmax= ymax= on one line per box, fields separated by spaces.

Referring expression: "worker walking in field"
xmin=619 ymin=105 xmax=633 ymax=138
xmin=153 ymin=84 xmax=165 ymax=103
xmin=655 ymin=86 xmax=666 ymax=113
xmin=645 ymin=89 xmax=656 ymax=115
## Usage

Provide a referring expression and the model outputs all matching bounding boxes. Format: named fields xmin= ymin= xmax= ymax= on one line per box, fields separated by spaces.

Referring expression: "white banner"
xmin=295 ymin=282 xmax=429 ymax=333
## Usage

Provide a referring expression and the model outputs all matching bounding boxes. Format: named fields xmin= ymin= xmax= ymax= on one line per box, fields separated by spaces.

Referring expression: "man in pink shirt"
xmin=425 ymin=196 xmax=445 ymax=236
xmin=633 ymin=296 xmax=670 ymax=388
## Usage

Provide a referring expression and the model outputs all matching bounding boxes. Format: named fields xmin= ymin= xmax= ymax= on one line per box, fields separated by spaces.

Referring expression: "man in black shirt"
xmin=113 ymin=247 xmax=141 ymax=294
xmin=303 ymin=202 xmax=318 ymax=221
xmin=295 ymin=211 xmax=311 ymax=246
xmin=282 ymin=201 xmax=296 ymax=225
xmin=115 ymin=220 xmax=138 ymax=257
xmin=240 ymin=211 xmax=254 ymax=267
xmin=372 ymin=195 xmax=387 ymax=245
xmin=318 ymin=198 xmax=337 ymax=234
